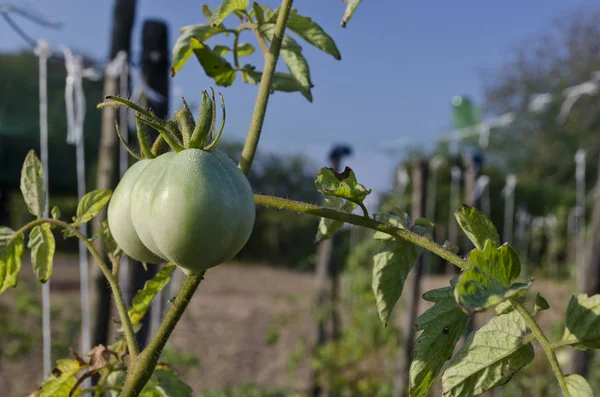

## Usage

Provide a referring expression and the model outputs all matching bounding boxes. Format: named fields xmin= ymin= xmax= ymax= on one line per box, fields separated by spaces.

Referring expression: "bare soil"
xmin=0 ymin=255 xmax=574 ymax=397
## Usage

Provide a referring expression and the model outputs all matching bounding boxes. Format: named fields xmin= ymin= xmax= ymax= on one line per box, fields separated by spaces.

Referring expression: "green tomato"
xmin=129 ymin=148 xmax=255 ymax=274
xmin=107 ymin=160 xmax=167 ymax=264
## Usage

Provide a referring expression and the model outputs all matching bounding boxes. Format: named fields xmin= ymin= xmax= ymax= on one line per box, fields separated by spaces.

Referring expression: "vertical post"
xmin=423 ymin=155 xmax=444 ymax=274
xmin=34 ymin=39 xmax=52 ymax=377
xmin=447 ymin=166 xmax=461 ymax=275
xmin=132 ymin=19 xmax=170 ymax=349
xmin=575 ymin=149 xmax=586 ymax=285
xmin=92 ymin=0 xmax=137 ymax=349
xmin=502 ymin=174 xmax=517 ymax=245
xmin=395 ymin=157 xmax=427 ymax=397
xmin=571 ymin=156 xmax=600 ymax=376
xmin=396 ymin=166 xmax=409 ymax=211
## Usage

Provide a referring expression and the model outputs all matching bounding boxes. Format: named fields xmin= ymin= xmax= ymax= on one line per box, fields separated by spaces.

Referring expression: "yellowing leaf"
xmin=0 ymin=233 xmax=24 ymax=294
xmin=20 ymin=150 xmax=46 ymax=218
xmin=27 ymin=223 xmax=55 ymax=283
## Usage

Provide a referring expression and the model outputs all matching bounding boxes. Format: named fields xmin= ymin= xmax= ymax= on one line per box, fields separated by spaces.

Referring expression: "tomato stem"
xmin=238 ymin=0 xmax=295 ymax=174
xmin=204 ymin=93 xmax=227 ymax=151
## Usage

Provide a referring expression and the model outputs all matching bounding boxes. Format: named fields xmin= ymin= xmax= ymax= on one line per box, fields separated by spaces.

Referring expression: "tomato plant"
xmin=1 ymin=1 xmax=600 ymax=397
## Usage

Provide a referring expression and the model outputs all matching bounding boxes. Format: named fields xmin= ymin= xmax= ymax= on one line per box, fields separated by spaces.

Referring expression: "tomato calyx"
xmin=96 ymin=87 xmax=227 ymax=158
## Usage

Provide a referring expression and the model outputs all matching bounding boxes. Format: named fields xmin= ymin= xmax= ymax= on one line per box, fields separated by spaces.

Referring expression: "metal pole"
xmin=424 ymin=155 xmax=444 ymax=274
xmin=447 ymin=166 xmax=461 ymax=275
xmin=575 ymin=149 xmax=586 ymax=284
xmin=34 ymin=39 xmax=52 ymax=377
xmin=502 ymin=175 xmax=517 ymax=244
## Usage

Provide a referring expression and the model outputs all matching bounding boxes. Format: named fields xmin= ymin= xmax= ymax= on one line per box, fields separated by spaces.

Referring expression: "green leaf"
xmin=210 ymin=0 xmax=249 ymax=26
xmin=27 ymin=223 xmax=55 ymax=283
xmin=251 ymin=2 xmax=265 ymax=24
xmin=128 ymin=263 xmax=176 ymax=325
xmin=260 ymin=25 xmax=313 ymax=101
xmin=242 ymin=67 xmax=309 ymax=98
xmin=410 ymin=279 xmax=469 ymax=397
xmin=535 ymin=292 xmax=550 ymax=312
xmin=201 ymin=5 xmax=213 ymax=22
xmin=286 ymin=10 xmax=341 ymax=60
xmin=0 ymin=233 xmax=24 ymax=294
xmin=0 ymin=226 xmax=15 ymax=248
xmin=76 ymin=190 xmax=112 ymax=225
xmin=455 ymin=240 xmax=531 ymax=314
xmin=316 ymin=196 xmax=357 ymax=243
xmin=213 ymin=44 xmax=231 ymax=56
xmin=140 ymin=364 xmax=193 ymax=397
xmin=51 ymin=206 xmax=61 ymax=220
xmin=20 ymin=149 xmax=46 ymax=218
xmin=565 ymin=374 xmax=594 ymax=397
xmin=213 ymin=43 xmax=254 ymax=57
xmin=191 ymin=38 xmax=236 ymax=87
xmin=454 ymin=204 xmax=500 ymax=251
xmin=341 ymin=0 xmax=362 ymax=27
xmin=35 ymin=358 xmax=88 ymax=397
xmin=561 ymin=294 xmax=600 ymax=350
xmin=171 ymin=25 xmax=226 ymax=77
xmin=315 ymin=166 xmax=372 ymax=204
xmin=442 ymin=311 xmax=534 ymax=396
xmin=372 ymin=238 xmax=421 ymax=325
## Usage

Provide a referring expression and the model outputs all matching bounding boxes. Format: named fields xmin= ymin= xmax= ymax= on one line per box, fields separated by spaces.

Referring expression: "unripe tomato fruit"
xmin=108 ymin=149 xmax=256 ymax=275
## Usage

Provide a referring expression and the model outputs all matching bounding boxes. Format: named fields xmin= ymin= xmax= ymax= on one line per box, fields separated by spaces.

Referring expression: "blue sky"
xmin=1 ymin=0 xmax=597 ymax=207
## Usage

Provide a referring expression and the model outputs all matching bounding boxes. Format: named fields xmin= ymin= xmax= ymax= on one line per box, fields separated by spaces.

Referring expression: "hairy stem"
xmin=253 ymin=194 xmax=468 ymax=270
xmin=238 ymin=0 xmax=294 ymax=174
xmin=119 ymin=272 xmax=205 ymax=397
xmin=512 ymin=301 xmax=570 ymax=396
xmin=233 ymin=32 xmax=240 ymax=68
xmin=13 ymin=218 xmax=139 ymax=360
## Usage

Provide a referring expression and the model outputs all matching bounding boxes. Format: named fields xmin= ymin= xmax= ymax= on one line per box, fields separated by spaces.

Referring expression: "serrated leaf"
xmin=565 ymin=374 xmax=593 ymax=397
xmin=261 ymin=25 xmax=313 ymax=102
xmin=315 ymin=166 xmax=371 ymax=204
xmin=128 ymin=263 xmax=176 ymax=325
xmin=35 ymin=358 xmax=88 ymax=397
xmin=561 ymin=294 xmax=600 ymax=350
xmin=171 ymin=24 xmax=226 ymax=76
xmin=535 ymin=293 xmax=550 ymax=312
xmin=51 ymin=206 xmax=60 ymax=220
xmin=442 ymin=311 xmax=534 ymax=396
xmin=251 ymin=2 xmax=265 ymax=24
xmin=0 ymin=226 xmax=15 ymax=248
xmin=341 ymin=0 xmax=362 ymax=27
xmin=210 ymin=0 xmax=248 ymax=26
xmin=455 ymin=240 xmax=531 ymax=314
xmin=286 ymin=10 xmax=341 ymax=60
xmin=191 ymin=38 xmax=236 ymax=87
xmin=76 ymin=190 xmax=112 ymax=224
xmin=0 ymin=233 xmax=24 ymax=294
xmin=454 ymin=205 xmax=500 ymax=251
xmin=20 ymin=150 xmax=46 ymax=218
xmin=410 ymin=278 xmax=468 ymax=397
xmin=316 ymin=196 xmax=357 ymax=243
xmin=27 ymin=223 xmax=55 ymax=283
xmin=372 ymin=239 xmax=421 ymax=325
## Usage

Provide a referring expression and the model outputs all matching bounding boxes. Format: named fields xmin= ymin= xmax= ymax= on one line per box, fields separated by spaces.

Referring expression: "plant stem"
xmin=120 ymin=272 xmax=205 ymax=397
xmin=512 ymin=300 xmax=570 ymax=396
xmin=253 ymin=194 xmax=469 ymax=270
xmin=238 ymin=0 xmax=294 ymax=175
xmin=233 ymin=32 xmax=240 ymax=68
xmin=13 ymin=218 xmax=139 ymax=360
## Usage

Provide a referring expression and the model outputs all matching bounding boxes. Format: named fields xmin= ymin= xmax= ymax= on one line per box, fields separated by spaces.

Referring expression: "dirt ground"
xmin=0 ymin=255 xmax=574 ymax=397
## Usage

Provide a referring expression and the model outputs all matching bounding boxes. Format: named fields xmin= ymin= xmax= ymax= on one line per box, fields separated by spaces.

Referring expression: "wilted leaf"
xmin=128 ymin=263 xmax=176 ymax=325
xmin=315 ymin=166 xmax=371 ymax=204
xmin=454 ymin=205 xmax=500 ymax=251
xmin=27 ymin=223 xmax=55 ymax=283
xmin=455 ymin=240 xmax=531 ymax=314
xmin=372 ymin=238 xmax=421 ymax=325
xmin=88 ymin=345 xmax=111 ymax=371
xmin=210 ymin=0 xmax=249 ymax=26
xmin=442 ymin=311 xmax=534 ymax=396
xmin=565 ymin=374 xmax=593 ymax=397
xmin=410 ymin=278 xmax=468 ymax=397
xmin=315 ymin=196 xmax=357 ymax=243
xmin=76 ymin=190 xmax=112 ymax=225
xmin=0 ymin=233 xmax=24 ymax=294
xmin=191 ymin=38 xmax=236 ymax=87
xmin=34 ymin=358 xmax=88 ymax=397
xmin=561 ymin=294 xmax=600 ymax=350
xmin=20 ymin=150 xmax=46 ymax=218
